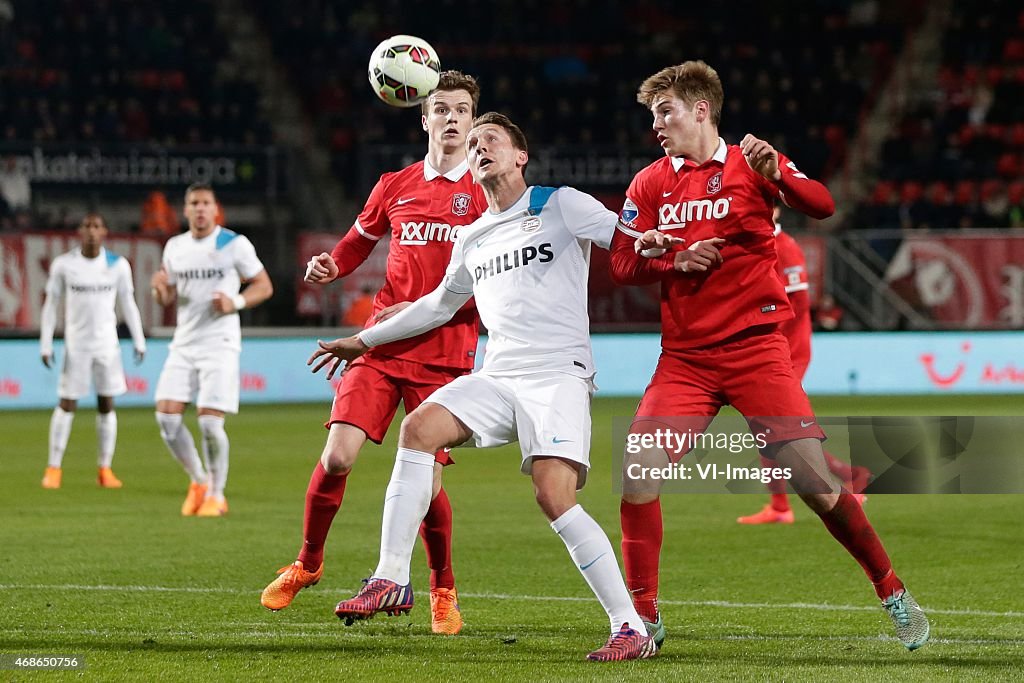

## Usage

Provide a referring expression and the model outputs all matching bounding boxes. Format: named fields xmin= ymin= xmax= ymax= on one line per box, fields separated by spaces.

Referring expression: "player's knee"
xmin=320 ymin=446 xmax=356 ymax=474
xmin=533 ymin=483 xmax=576 ymax=521
xmin=155 ymin=411 xmax=183 ymax=441
xmin=198 ymin=414 xmax=226 ymax=439
xmin=398 ymin=409 xmax=444 ymax=452
xmin=799 ymin=490 xmax=840 ymax=515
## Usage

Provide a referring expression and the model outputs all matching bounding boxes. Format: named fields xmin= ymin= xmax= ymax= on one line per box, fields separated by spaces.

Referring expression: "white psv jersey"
xmin=162 ymin=226 xmax=265 ymax=351
xmin=41 ymin=247 xmax=144 ymax=355
xmin=444 ymin=186 xmax=616 ymax=377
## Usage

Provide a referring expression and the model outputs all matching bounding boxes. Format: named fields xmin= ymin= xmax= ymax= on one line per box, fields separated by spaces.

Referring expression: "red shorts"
xmin=328 ymin=352 xmax=469 ymax=465
xmin=634 ymin=325 xmax=824 ymax=460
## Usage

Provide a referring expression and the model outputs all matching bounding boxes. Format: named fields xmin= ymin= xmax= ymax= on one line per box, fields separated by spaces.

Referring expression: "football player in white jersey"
xmin=309 ymin=113 xmax=660 ymax=662
xmin=151 ymin=183 xmax=273 ymax=517
xmin=40 ymin=212 xmax=146 ymax=489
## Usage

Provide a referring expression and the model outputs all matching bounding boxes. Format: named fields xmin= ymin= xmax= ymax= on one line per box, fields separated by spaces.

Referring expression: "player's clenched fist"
xmin=308 ymin=335 xmax=369 ymax=380
xmin=305 ymin=252 xmax=340 ymax=284
xmin=740 ymin=134 xmax=781 ymax=181
xmin=673 ymin=237 xmax=726 ymax=273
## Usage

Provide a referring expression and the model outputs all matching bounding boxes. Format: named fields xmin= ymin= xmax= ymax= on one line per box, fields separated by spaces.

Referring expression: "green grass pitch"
xmin=2 ymin=396 xmax=1022 ymax=681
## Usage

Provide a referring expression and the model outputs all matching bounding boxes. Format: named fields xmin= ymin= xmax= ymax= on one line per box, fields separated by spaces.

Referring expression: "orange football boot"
xmin=181 ymin=482 xmax=208 ymax=516
xmin=97 ymin=467 xmax=123 ymax=488
xmin=41 ymin=466 xmax=62 ymax=489
xmin=261 ymin=561 xmax=324 ymax=611
xmin=429 ymin=587 xmax=463 ymax=635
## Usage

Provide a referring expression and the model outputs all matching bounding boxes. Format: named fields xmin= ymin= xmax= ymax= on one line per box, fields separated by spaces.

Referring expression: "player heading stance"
xmin=151 ymin=183 xmax=273 ymax=517
xmin=40 ymin=213 xmax=146 ymax=489
xmin=610 ymin=61 xmax=928 ymax=650
xmin=310 ymin=113 xmax=658 ymax=662
xmin=737 ymin=206 xmax=870 ymax=524
xmin=260 ymin=72 xmax=485 ymax=635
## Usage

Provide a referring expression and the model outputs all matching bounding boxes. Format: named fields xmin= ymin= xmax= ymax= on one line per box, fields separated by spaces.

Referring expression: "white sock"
xmin=198 ymin=415 xmax=229 ymax=499
xmin=155 ymin=412 xmax=207 ymax=483
xmin=48 ymin=407 xmax=74 ymax=468
xmin=96 ymin=411 xmax=117 ymax=468
xmin=551 ymin=504 xmax=648 ymax=635
xmin=373 ymin=448 xmax=435 ymax=585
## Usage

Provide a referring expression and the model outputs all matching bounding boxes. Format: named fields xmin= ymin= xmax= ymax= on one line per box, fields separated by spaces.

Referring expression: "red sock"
xmin=761 ymin=455 xmax=790 ymax=508
xmin=823 ymin=450 xmax=854 ymax=483
xmin=620 ymin=498 xmax=663 ymax=622
xmin=296 ymin=462 xmax=348 ymax=572
xmin=420 ymin=486 xmax=455 ymax=590
xmin=818 ymin=492 xmax=904 ymax=599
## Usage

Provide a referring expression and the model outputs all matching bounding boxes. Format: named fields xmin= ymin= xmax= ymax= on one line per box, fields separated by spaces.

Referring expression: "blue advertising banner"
xmin=1 ymin=332 xmax=1022 ymax=410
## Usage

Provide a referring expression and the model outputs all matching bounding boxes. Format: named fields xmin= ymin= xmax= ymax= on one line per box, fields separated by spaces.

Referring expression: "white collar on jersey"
xmin=423 ymin=157 xmax=470 ymax=181
xmin=670 ymin=137 xmax=727 ymax=172
xmin=773 ymin=223 xmax=782 ymax=236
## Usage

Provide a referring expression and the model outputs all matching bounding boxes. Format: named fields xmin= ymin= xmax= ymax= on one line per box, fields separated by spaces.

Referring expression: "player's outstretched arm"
xmin=740 ymin=133 xmax=835 ymax=219
xmin=307 ymin=284 xmax=470 ymax=379
xmin=308 ymin=335 xmax=368 ymax=379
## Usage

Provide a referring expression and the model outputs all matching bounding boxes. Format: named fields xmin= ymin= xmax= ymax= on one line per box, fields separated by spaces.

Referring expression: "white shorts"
xmin=59 ymin=346 xmax=127 ymax=400
xmin=425 ymin=370 xmax=595 ymax=489
xmin=154 ymin=345 xmax=240 ymax=413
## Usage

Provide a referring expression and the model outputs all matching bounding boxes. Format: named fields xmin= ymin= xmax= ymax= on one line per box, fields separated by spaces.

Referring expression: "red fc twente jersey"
xmin=350 ymin=159 xmax=486 ymax=369
xmin=622 ymin=139 xmax=805 ymax=350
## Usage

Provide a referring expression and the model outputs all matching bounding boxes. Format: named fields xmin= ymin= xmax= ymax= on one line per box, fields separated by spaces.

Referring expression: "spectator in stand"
xmin=815 ymin=294 xmax=844 ymax=331
xmin=140 ymin=190 xmax=180 ymax=238
xmin=0 ymin=156 xmax=30 ymax=216
xmin=341 ymin=284 xmax=375 ymax=328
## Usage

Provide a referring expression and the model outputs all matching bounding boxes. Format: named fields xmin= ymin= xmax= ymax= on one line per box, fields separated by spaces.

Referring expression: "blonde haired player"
xmin=151 ymin=183 xmax=273 ymax=517
xmin=40 ymin=212 xmax=146 ymax=489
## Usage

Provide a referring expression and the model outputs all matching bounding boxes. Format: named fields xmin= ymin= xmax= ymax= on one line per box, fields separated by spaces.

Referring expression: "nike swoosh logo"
xmin=800 ymin=420 xmax=815 ymax=428
xmin=662 ymin=191 xmax=673 ymax=197
xmin=580 ymin=552 xmax=606 ymax=571
xmin=396 ymin=197 xmax=415 ymax=205
xmin=552 ymin=437 xmax=573 ymax=444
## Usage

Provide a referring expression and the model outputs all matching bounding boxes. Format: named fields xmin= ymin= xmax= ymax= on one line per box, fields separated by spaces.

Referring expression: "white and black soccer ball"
xmin=367 ymin=35 xmax=441 ymax=108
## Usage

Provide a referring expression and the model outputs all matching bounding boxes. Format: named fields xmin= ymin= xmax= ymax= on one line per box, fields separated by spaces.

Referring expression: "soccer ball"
xmin=367 ymin=35 xmax=441 ymax=108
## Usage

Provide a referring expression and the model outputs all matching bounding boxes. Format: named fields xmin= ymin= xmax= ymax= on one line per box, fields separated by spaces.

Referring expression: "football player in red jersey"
xmin=609 ymin=61 xmax=928 ymax=651
xmin=261 ymin=71 xmax=486 ymax=636
xmin=736 ymin=206 xmax=870 ymax=525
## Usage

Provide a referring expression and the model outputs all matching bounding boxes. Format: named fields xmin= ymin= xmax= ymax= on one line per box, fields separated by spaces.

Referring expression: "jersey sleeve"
xmin=232 ymin=236 xmax=266 ymax=280
xmin=765 ymin=152 xmax=835 ymax=219
xmin=555 ymin=187 xmax=618 ymax=249
xmin=352 ymin=174 xmax=393 ymax=241
xmin=616 ymin=172 xmax=659 ymax=237
xmin=609 ymin=171 xmax=677 ymax=285
xmin=441 ymin=231 xmax=474 ymax=295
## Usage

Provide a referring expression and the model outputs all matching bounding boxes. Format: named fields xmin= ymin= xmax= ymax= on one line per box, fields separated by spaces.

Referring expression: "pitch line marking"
xmin=1 ymin=583 xmax=1022 ymax=619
